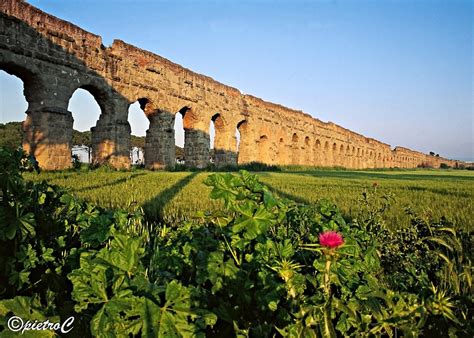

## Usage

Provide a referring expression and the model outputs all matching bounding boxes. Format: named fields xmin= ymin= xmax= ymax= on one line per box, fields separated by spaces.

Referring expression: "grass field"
xmin=24 ymin=168 xmax=474 ymax=231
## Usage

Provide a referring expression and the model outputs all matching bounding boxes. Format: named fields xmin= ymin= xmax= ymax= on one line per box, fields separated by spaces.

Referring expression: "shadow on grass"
xmin=289 ymin=170 xmax=474 ymax=182
xmin=143 ymin=172 xmax=199 ymax=222
xmin=405 ymin=185 xmax=472 ymax=198
xmin=264 ymin=182 xmax=311 ymax=205
xmin=72 ymin=172 xmax=147 ymax=193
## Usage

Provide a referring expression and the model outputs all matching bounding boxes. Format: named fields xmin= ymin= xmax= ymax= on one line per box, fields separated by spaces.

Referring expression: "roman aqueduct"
xmin=0 ymin=0 xmax=459 ymax=170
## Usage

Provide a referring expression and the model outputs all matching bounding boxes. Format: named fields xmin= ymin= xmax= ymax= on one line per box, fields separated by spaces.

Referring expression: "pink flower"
xmin=319 ymin=231 xmax=344 ymax=248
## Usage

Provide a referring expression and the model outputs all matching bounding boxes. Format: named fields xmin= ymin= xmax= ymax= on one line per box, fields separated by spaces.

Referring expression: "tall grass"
xmin=24 ymin=168 xmax=474 ymax=230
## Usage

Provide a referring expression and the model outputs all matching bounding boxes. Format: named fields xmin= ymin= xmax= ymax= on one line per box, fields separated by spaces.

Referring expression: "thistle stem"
xmin=324 ymin=254 xmax=332 ymax=298
xmin=322 ymin=252 xmax=336 ymax=338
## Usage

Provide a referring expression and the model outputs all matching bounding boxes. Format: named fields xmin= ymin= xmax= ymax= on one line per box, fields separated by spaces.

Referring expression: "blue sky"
xmin=0 ymin=0 xmax=472 ymax=160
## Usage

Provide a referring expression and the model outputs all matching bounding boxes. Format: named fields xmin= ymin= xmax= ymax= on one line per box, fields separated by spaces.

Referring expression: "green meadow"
xmin=24 ymin=168 xmax=474 ymax=231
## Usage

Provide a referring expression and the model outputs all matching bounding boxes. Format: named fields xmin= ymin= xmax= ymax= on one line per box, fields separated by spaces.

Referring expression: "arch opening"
xmin=235 ymin=128 xmax=241 ymax=154
xmin=68 ymin=88 xmax=103 ymax=164
xmin=174 ymin=110 xmax=185 ymax=164
xmin=210 ymin=113 xmax=225 ymax=164
xmin=258 ymin=135 xmax=269 ymax=163
xmin=304 ymin=136 xmax=312 ymax=165
xmin=0 ymin=70 xmax=28 ymax=150
xmin=291 ymin=133 xmax=299 ymax=165
xmin=236 ymin=120 xmax=248 ymax=164
xmin=277 ymin=136 xmax=286 ymax=165
xmin=128 ymin=98 xmax=152 ymax=166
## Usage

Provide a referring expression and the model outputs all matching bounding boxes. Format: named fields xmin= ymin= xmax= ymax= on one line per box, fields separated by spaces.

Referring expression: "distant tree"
xmin=175 ymin=146 xmax=184 ymax=162
xmin=72 ymin=130 xmax=92 ymax=163
xmin=429 ymin=151 xmax=435 ymax=156
xmin=435 ymin=154 xmax=439 ymax=157
xmin=72 ymin=130 xmax=92 ymax=147
xmin=0 ymin=122 xmax=23 ymax=150
xmin=131 ymin=135 xmax=145 ymax=149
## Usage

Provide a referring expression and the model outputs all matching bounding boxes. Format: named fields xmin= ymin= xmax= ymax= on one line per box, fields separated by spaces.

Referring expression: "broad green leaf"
xmin=233 ymin=204 xmax=275 ymax=240
xmin=68 ymin=253 xmax=109 ymax=312
xmin=205 ymin=251 xmax=239 ymax=292
xmin=97 ymin=233 xmax=145 ymax=274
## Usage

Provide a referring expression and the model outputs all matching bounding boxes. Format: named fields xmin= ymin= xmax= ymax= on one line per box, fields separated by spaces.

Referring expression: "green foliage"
xmin=69 ymin=231 xmax=214 ymax=336
xmin=440 ymin=163 xmax=451 ymax=169
xmin=2 ymin=147 xmax=472 ymax=336
xmin=71 ymin=154 xmax=81 ymax=170
xmin=148 ymin=170 xmax=472 ymax=336
xmin=24 ymin=168 xmax=474 ymax=230
xmin=72 ymin=130 xmax=92 ymax=148
xmin=212 ymin=161 xmax=282 ymax=172
xmin=0 ymin=122 xmax=23 ymax=150
xmin=131 ymin=134 xmax=145 ymax=149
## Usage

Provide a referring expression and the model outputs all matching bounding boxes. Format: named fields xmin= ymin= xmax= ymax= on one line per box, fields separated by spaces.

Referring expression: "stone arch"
xmin=356 ymin=147 xmax=361 ymax=168
xmin=177 ymin=106 xmax=209 ymax=168
xmin=0 ymin=62 xmax=73 ymax=170
xmin=68 ymin=88 xmax=104 ymax=165
xmin=339 ymin=144 xmax=345 ymax=166
xmin=315 ymin=139 xmax=322 ymax=165
xmin=277 ymin=137 xmax=287 ymax=165
xmin=304 ymin=136 xmax=313 ymax=165
xmin=291 ymin=133 xmax=299 ymax=165
xmin=349 ymin=145 xmax=356 ymax=168
xmin=210 ymin=113 xmax=229 ymax=166
xmin=323 ymin=140 xmax=330 ymax=166
xmin=361 ymin=149 xmax=367 ymax=168
xmin=343 ymin=144 xmax=349 ymax=167
xmin=173 ymin=109 xmax=185 ymax=163
xmin=70 ymin=85 xmax=111 ymax=167
xmin=209 ymin=113 xmax=223 ymax=149
xmin=178 ymin=106 xmax=195 ymax=130
xmin=136 ymin=97 xmax=156 ymax=115
xmin=71 ymin=83 xmax=111 ymax=114
xmin=332 ymin=142 xmax=337 ymax=166
xmin=236 ymin=119 xmax=250 ymax=164
xmin=258 ymin=135 xmax=270 ymax=164
xmin=0 ymin=68 xmax=29 ymax=147
xmin=127 ymin=97 xmax=158 ymax=167
xmin=0 ymin=61 xmax=41 ymax=109
xmin=68 ymin=84 xmax=113 ymax=167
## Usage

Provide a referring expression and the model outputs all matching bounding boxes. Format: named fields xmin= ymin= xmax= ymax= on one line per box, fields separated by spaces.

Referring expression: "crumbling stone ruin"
xmin=0 ymin=0 xmax=460 ymax=170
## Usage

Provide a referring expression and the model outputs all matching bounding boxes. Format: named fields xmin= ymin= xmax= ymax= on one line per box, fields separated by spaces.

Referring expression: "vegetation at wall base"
xmin=0 ymin=147 xmax=472 ymax=336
